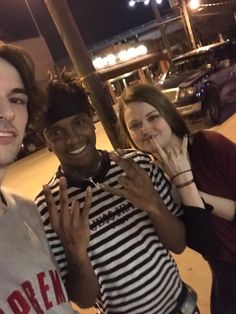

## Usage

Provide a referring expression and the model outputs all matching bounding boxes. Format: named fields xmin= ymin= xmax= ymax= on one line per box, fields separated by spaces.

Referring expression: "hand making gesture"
xmin=43 ymin=177 xmax=92 ymax=258
xmin=101 ymin=151 xmax=163 ymax=214
xmin=151 ymin=135 xmax=192 ymax=183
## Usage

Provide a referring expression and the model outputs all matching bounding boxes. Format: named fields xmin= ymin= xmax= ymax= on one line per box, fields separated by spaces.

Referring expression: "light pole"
xmin=44 ymin=0 xmax=122 ymax=149
xmin=24 ymin=0 xmax=43 ymax=37
xmin=129 ymin=0 xmax=172 ymax=58
xmin=168 ymin=0 xmax=199 ymax=50
xmin=150 ymin=0 xmax=172 ymax=58
xmin=181 ymin=0 xmax=197 ymax=49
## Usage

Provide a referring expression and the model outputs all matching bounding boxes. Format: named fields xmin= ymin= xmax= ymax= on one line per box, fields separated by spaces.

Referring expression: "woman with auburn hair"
xmin=118 ymin=83 xmax=236 ymax=314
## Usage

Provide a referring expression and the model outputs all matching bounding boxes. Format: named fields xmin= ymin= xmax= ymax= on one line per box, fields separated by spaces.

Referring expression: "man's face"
xmin=0 ymin=58 xmax=28 ymax=168
xmin=43 ymin=113 xmax=97 ymax=169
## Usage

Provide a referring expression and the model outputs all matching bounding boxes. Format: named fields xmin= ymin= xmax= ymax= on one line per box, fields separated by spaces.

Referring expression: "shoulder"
xmin=132 ymin=150 xmax=153 ymax=165
xmin=3 ymin=189 xmax=45 ymax=229
xmin=193 ymin=129 xmax=234 ymax=144
xmin=4 ymin=189 xmax=35 ymax=209
xmin=125 ymin=150 xmax=162 ymax=175
xmin=192 ymin=130 xmax=235 ymax=152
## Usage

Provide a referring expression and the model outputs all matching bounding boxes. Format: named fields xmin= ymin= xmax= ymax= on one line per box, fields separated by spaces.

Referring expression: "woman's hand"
xmin=152 ymin=135 xmax=192 ymax=183
xmin=101 ymin=151 xmax=161 ymax=214
xmin=43 ymin=177 xmax=92 ymax=258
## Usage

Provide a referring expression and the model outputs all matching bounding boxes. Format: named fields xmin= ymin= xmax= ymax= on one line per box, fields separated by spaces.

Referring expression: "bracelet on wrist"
xmin=176 ymin=179 xmax=194 ymax=189
xmin=171 ymin=169 xmax=192 ymax=181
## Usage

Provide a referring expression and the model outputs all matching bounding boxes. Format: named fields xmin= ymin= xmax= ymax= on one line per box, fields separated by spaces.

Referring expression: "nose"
xmin=0 ymin=98 xmax=15 ymax=122
xmin=65 ymin=127 xmax=80 ymax=145
xmin=141 ymin=120 xmax=152 ymax=137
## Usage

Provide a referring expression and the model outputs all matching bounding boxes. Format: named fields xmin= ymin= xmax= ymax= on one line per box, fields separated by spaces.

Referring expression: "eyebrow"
xmin=146 ymin=109 xmax=159 ymax=117
xmin=10 ymin=88 xmax=27 ymax=95
xmin=128 ymin=109 xmax=159 ymax=124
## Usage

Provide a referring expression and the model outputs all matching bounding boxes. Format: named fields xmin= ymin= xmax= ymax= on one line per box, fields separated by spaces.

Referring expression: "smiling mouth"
xmin=0 ymin=131 xmax=15 ymax=138
xmin=0 ymin=130 xmax=16 ymax=145
xmin=68 ymin=144 xmax=87 ymax=155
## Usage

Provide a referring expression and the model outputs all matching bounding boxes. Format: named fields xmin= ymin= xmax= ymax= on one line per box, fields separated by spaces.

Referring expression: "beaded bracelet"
xmin=176 ymin=179 xmax=194 ymax=189
xmin=171 ymin=169 xmax=192 ymax=181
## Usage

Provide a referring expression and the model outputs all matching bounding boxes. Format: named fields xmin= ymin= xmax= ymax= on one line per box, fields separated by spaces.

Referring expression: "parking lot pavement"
xmin=3 ymin=113 xmax=235 ymax=314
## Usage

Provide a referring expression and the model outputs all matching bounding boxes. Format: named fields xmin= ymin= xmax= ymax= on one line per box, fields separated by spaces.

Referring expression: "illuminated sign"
xmin=92 ymin=45 xmax=148 ymax=69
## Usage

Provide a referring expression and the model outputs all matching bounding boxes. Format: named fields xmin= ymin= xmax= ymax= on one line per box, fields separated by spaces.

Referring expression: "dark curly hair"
xmin=39 ymin=71 xmax=94 ymax=130
xmin=0 ymin=43 xmax=44 ymax=131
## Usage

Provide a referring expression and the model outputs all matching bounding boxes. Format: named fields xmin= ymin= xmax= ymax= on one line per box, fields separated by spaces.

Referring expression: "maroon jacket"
xmin=190 ymin=130 xmax=236 ymax=263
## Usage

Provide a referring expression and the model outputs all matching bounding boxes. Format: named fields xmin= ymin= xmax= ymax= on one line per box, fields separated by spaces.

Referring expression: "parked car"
xmin=160 ymin=40 xmax=236 ymax=124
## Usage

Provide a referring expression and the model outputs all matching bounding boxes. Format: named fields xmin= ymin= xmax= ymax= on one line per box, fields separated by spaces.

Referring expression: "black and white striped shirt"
xmin=35 ymin=151 xmax=184 ymax=314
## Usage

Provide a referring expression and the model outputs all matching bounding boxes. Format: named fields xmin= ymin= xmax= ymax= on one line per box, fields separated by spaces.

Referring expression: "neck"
xmin=61 ymin=151 xmax=102 ymax=181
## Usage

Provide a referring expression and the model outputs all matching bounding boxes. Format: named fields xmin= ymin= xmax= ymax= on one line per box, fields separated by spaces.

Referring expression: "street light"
xmin=181 ymin=0 xmax=198 ymax=49
xmin=129 ymin=0 xmax=136 ymax=6
xmin=188 ymin=0 xmax=200 ymax=11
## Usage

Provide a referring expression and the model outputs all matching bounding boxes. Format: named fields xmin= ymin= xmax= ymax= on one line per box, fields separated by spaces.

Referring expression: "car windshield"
xmin=166 ymin=52 xmax=214 ymax=78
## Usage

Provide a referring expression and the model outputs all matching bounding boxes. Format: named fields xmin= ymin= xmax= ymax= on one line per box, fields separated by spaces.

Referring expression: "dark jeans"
xmin=208 ymin=259 xmax=236 ymax=314
xmin=173 ymin=283 xmax=200 ymax=314
xmin=174 ymin=306 xmax=200 ymax=314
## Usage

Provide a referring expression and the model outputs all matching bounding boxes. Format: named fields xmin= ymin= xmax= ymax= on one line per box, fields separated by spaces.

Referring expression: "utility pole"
xmin=44 ymin=0 xmax=122 ymax=149
xmin=181 ymin=0 xmax=197 ymax=49
xmin=168 ymin=0 xmax=197 ymax=50
xmin=150 ymin=0 xmax=172 ymax=59
xmin=25 ymin=0 xmax=43 ymax=37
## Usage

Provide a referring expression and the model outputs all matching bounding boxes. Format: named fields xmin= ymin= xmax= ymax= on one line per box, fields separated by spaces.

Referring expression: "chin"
xmin=1 ymin=144 xmax=22 ymax=165
xmin=0 ymin=157 xmax=16 ymax=168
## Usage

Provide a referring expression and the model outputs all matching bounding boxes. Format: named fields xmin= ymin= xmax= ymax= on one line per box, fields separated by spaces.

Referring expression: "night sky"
xmin=0 ymin=0 xmax=170 ymax=60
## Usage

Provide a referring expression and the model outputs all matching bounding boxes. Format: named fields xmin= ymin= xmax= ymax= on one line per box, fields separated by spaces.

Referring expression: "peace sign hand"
xmin=43 ymin=177 xmax=92 ymax=258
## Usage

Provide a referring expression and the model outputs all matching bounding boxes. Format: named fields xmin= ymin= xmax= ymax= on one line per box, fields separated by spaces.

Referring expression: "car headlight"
xmin=178 ymin=86 xmax=197 ymax=100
